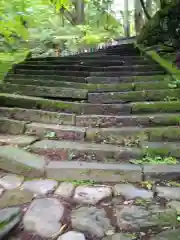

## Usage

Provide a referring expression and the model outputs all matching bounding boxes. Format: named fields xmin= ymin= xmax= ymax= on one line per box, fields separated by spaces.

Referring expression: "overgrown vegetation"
xmin=131 ymin=154 xmax=177 ymax=164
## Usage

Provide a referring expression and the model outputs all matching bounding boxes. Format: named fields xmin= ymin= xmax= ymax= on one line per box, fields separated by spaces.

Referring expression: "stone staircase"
xmin=1 ymin=43 xmax=180 ymax=240
xmin=0 ymin=43 xmax=180 ymax=182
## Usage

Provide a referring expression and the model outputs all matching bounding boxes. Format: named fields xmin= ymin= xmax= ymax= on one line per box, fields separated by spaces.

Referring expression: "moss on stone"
xmin=135 ymin=81 xmax=169 ymax=91
xmin=147 ymin=127 xmax=180 ymax=141
xmin=132 ymin=101 xmax=180 ymax=114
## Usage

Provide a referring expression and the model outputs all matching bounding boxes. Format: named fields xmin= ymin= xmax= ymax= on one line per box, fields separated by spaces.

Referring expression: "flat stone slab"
xmin=156 ymin=186 xmax=180 ymax=200
xmin=26 ymin=123 xmax=86 ymax=141
xmin=31 ymin=139 xmax=142 ymax=162
xmin=74 ymin=186 xmax=112 ymax=204
xmin=0 ymin=134 xmax=38 ymax=147
xmin=0 ymin=94 xmax=131 ymax=115
xmin=113 ymin=184 xmax=153 ymax=200
xmin=0 ymin=107 xmax=73 ymax=125
xmin=102 ymin=233 xmax=132 ymax=240
xmin=143 ymin=164 xmax=180 ymax=181
xmin=0 ymin=174 xmax=24 ymax=190
xmin=0 ymin=189 xmax=34 ymax=208
xmin=1 ymin=84 xmax=88 ymax=99
xmin=151 ymin=229 xmax=180 ymax=240
xmin=46 ymin=161 xmax=142 ymax=182
xmin=0 ymin=118 xmax=26 ymax=134
xmin=0 ymin=207 xmax=21 ymax=239
xmin=55 ymin=182 xmax=75 ymax=198
xmin=71 ymin=206 xmax=114 ymax=238
xmin=0 ymin=146 xmax=46 ymax=177
xmin=57 ymin=231 xmax=86 ymax=240
xmin=21 ymin=179 xmax=58 ymax=195
xmin=23 ymin=198 xmax=65 ymax=238
xmin=116 ymin=205 xmax=177 ymax=231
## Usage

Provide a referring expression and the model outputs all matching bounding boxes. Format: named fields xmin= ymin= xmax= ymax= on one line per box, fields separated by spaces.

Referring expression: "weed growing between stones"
xmin=164 ymin=96 xmax=180 ymax=101
xmin=131 ymin=154 xmax=177 ymax=165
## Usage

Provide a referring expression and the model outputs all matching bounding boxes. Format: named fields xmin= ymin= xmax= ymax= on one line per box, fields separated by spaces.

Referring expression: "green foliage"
xmin=131 ymin=154 xmax=177 ymax=165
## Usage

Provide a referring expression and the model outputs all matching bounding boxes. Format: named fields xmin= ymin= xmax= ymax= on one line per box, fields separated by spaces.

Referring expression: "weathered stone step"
xmin=27 ymin=55 xmax=146 ymax=62
xmin=15 ymin=69 xmax=89 ymax=77
xmin=3 ymin=80 xmax=170 ymax=92
xmin=88 ymin=89 xmax=180 ymax=103
xmin=86 ymin=75 xmax=168 ymax=83
xmin=46 ymin=161 xmax=142 ymax=182
xmin=1 ymin=107 xmax=180 ymax=128
xmin=90 ymin=70 xmax=165 ymax=77
xmin=0 ymin=94 xmax=131 ymax=115
xmin=30 ymin=139 xmax=142 ymax=162
xmin=22 ymin=59 xmax=154 ymax=66
xmin=25 ymin=122 xmax=86 ymax=141
xmin=86 ymin=126 xmax=180 ymax=145
xmin=6 ymin=74 xmax=168 ymax=84
xmin=15 ymin=69 xmax=165 ymax=77
xmin=0 ymin=84 xmax=88 ymax=100
xmin=6 ymin=74 xmax=87 ymax=83
xmin=25 ymin=122 xmax=180 ymax=144
xmin=132 ymin=101 xmax=180 ymax=114
xmin=15 ymin=64 xmax=161 ymax=72
xmin=0 ymin=144 xmax=142 ymax=181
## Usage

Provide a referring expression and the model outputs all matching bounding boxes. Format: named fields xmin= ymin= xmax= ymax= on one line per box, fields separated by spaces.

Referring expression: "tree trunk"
xmin=134 ymin=0 xmax=144 ymax=35
xmin=124 ymin=0 xmax=130 ymax=37
xmin=73 ymin=0 xmax=85 ymax=24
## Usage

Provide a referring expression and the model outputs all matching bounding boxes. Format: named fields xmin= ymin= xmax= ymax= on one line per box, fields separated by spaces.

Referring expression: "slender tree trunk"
xmin=124 ymin=0 xmax=130 ymax=37
xmin=134 ymin=0 xmax=144 ymax=35
xmin=73 ymin=0 xmax=85 ymax=24
xmin=146 ymin=0 xmax=152 ymax=16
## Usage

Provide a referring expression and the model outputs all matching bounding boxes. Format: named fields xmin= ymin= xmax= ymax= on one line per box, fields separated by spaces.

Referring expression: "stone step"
xmin=6 ymin=74 xmax=87 ymax=83
xmin=3 ymin=80 xmax=170 ymax=92
xmin=15 ymin=69 xmax=165 ymax=77
xmin=27 ymin=55 xmax=146 ymax=62
xmin=90 ymin=70 xmax=166 ymax=77
xmin=24 ymin=121 xmax=180 ymax=144
xmin=15 ymin=64 xmax=162 ymax=72
xmin=30 ymin=139 xmax=142 ymax=162
xmin=15 ymin=69 xmax=89 ymax=77
xmin=1 ymin=117 xmax=179 ymax=145
xmin=86 ymin=75 xmax=168 ymax=83
xmin=0 ymin=144 xmax=143 ymax=181
xmin=88 ymin=89 xmax=180 ymax=103
xmin=1 ymin=107 xmax=180 ymax=128
xmin=6 ymin=74 xmax=168 ymax=83
xmin=0 ymin=93 xmax=131 ymax=115
xmin=22 ymin=59 xmax=154 ymax=66
xmin=0 ymin=84 xmax=88 ymax=100
xmin=132 ymin=101 xmax=180 ymax=114
xmin=86 ymin=126 xmax=180 ymax=145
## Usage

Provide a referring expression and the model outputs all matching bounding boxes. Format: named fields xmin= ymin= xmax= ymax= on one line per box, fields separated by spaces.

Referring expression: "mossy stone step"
xmin=76 ymin=113 xmax=180 ymax=128
xmin=86 ymin=126 xmax=180 ymax=145
xmin=3 ymin=80 xmax=170 ymax=92
xmin=6 ymin=74 xmax=86 ymax=83
xmin=15 ymin=69 xmax=89 ymax=77
xmin=90 ymin=70 xmax=165 ymax=77
xmin=86 ymin=75 xmax=169 ymax=83
xmin=0 ymin=94 xmax=131 ymax=115
xmin=0 ymin=145 xmax=46 ymax=177
xmin=0 ymin=107 xmax=74 ymax=125
xmin=132 ymin=101 xmax=180 ymax=114
xmin=22 ymin=59 xmax=154 ymax=66
xmin=88 ymin=89 xmax=180 ymax=103
xmin=27 ymin=55 xmax=145 ymax=62
xmin=6 ymin=74 xmax=169 ymax=84
xmin=25 ymin=122 xmax=86 ymax=141
xmin=30 ymin=139 xmax=142 ymax=162
xmin=0 ymin=84 xmax=88 ymax=100
xmin=1 ymin=107 xmax=180 ymax=128
xmin=15 ymin=64 xmax=161 ymax=72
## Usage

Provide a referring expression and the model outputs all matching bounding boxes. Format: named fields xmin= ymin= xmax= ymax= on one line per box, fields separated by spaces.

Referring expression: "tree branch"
xmin=139 ymin=0 xmax=151 ymax=20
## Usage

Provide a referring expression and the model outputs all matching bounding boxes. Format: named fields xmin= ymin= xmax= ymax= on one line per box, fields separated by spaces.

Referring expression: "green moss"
xmin=135 ymin=81 xmax=169 ymax=91
xmin=132 ymin=101 xmax=180 ymax=114
xmin=103 ymin=89 xmax=180 ymax=103
xmin=0 ymin=93 xmax=83 ymax=114
xmin=147 ymin=127 xmax=180 ymax=141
